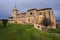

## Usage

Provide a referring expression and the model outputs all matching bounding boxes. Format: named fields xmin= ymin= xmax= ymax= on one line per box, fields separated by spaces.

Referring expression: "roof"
xmin=56 ymin=22 xmax=60 ymax=24
xmin=12 ymin=5 xmax=19 ymax=11
xmin=27 ymin=8 xmax=37 ymax=11
xmin=8 ymin=16 xmax=13 ymax=19
xmin=38 ymin=8 xmax=52 ymax=11
xmin=17 ymin=14 xmax=20 ymax=15
xmin=21 ymin=12 xmax=26 ymax=15
xmin=27 ymin=8 xmax=52 ymax=11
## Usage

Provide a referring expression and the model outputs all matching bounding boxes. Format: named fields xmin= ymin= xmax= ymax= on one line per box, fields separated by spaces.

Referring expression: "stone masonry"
xmin=8 ymin=6 xmax=56 ymax=30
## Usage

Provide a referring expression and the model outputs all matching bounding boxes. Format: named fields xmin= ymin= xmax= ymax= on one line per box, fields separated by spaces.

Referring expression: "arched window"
xmin=28 ymin=19 xmax=30 ymax=22
xmin=39 ymin=12 xmax=42 ymax=15
xmin=30 ymin=12 xmax=32 ymax=15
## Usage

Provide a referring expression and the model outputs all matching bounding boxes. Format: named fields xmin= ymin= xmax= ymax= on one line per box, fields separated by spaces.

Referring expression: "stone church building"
xmin=8 ymin=6 xmax=56 ymax=30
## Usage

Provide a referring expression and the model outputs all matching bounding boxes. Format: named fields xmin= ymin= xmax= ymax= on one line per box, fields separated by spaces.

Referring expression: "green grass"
xmin=0 ymin=23 xmax=60 ymax=40
xmin=47 ymin=28 xmax=60 ymax=34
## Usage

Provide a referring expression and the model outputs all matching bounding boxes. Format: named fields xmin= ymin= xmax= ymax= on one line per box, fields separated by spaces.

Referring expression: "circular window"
xmin=37 ymin=26 xmax=40 ymax=28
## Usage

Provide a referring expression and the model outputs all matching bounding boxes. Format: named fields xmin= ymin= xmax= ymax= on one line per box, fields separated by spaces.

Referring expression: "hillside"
xmin=0 ymin=23 xmax=60 ymax=40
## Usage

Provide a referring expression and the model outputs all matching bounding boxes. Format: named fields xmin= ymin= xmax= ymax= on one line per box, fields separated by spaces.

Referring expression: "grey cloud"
xmin=0 ymin=0 xmax=60 ymax=20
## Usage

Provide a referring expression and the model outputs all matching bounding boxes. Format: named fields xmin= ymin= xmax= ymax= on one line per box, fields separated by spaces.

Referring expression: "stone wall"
xmin=8 ymin=7 xmax=56 ymax=30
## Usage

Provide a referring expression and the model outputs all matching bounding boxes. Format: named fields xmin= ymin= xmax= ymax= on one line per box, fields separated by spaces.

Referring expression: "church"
xmin=8 ymin=6 xmax=56 ymax=30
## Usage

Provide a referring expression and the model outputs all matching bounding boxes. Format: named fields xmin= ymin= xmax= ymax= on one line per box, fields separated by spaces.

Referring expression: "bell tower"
xmin=12 ymin=5 xmax=19 ymax=23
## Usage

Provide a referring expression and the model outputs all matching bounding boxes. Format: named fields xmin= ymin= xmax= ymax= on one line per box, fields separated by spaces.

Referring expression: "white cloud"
xmin=54 ymin=10 xmax=60 ymax=18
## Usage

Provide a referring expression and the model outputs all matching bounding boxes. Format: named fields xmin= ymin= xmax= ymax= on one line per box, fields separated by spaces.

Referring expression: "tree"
xmin=1 ymin=19 xmax=8 ymax=27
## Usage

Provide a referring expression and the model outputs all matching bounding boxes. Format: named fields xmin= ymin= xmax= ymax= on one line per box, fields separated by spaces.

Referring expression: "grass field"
xmin=0 ymin=23 xmax=60 ymax=40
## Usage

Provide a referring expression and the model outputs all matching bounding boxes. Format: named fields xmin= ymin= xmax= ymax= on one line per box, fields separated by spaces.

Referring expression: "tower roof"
xmin=12 ymin=5 xmax=19 ymax=11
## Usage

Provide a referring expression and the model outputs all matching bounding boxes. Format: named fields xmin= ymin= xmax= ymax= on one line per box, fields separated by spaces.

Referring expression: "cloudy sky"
xmin=0 ymin=0 xmax=60 ymax=21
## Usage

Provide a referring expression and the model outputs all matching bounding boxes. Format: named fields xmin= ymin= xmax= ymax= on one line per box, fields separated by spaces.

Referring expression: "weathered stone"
xmin=8 ymin=6 xmax=56 ymax=30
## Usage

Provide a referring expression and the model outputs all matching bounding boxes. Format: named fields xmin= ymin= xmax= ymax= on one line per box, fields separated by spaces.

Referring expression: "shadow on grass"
xmin=0 ymin=25 xmax=8 ymax=30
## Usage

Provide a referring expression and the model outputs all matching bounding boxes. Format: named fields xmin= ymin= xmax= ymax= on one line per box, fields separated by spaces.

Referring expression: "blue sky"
xmin=0 ymin=0 xmax=60 ymax=21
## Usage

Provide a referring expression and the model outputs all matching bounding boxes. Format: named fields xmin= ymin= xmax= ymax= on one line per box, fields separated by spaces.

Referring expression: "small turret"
xmin=13 ymin=5 xmax=19 ymax=12
xmin=12 ymin=5 xmax=19 ymax=15
xmin=12 ymin=5 xmax=19 ymax=23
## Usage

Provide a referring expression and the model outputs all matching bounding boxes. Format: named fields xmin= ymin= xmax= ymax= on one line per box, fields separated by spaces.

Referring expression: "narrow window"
xmin=48 ymin=11 xmax=50 ymax=19
xmin=32 ymin=19 xmax=34 ymax=23
xmin=48 ymin=11 xmax=50 ymax=16
xmin=28 ymin=19 xmax=30 ymax=22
